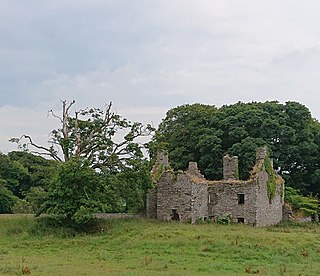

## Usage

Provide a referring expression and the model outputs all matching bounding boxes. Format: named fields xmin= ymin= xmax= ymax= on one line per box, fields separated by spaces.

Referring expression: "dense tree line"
xmin=0 ymin=151 xmax=152 ymax=219
xmin=0 ymin=151 xmax=55 ymax=213
xmin=152 ymin=101 xmax=320 ymax=195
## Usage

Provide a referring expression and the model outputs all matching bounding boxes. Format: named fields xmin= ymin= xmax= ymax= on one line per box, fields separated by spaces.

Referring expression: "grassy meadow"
xmin=0 ymin=215 xmax=320 ymax=275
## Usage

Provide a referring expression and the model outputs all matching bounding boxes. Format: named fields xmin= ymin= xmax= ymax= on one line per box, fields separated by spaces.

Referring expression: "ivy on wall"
xmin=264 ymin=153 xmax=277 ymax=202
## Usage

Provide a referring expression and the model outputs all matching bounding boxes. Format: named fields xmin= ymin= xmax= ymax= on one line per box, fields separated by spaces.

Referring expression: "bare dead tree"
xmin=10 ymin=100 xmax=154 ymax=170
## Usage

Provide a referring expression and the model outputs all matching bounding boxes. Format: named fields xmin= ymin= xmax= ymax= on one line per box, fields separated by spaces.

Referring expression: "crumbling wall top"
xmin=255 ymin=146 xmax=267 ymax=164
xmin=223 ymin=155 xmax=239 ymax=180
xmin=187 ymin=162 xmax=202 ymax=177
xmin=151 ymin=151 xmax=170 ymax=184
xmin=156 ymin=151 xmax=169 ymax=166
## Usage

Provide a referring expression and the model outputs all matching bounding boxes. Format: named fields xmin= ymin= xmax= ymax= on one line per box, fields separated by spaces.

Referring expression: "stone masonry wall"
xmin=156 ymin=151 xmax=169 ymax=166
xmin=255 ymin=170 xmax=283 ymax=226
xmin=157 ymin=172 xmax=193 ymax=221
xmin=223 ymin=155 xmax=239 ymax=180
xmin=150 ymin=146 xmax=284 ymax=226
xmin=146 ymin=190 xmax=157 ymax=219
xmin=208 ymin=181 xmax=257 ymax=224
xmin=191 ymin=181 xmax=208 ymax=223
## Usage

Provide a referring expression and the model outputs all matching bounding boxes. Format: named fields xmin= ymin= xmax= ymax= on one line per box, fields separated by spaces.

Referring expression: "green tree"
xmin=37 ymin=158 xmax=107 ymax=226
xmin=152 ymin=103 xmax=222 ymax=179
xmin=0 ymin=153 xmax=30 ymax=198
xmin=11 ymin=101 xmax=153 ymax=171
xmin=10 ymin=101 xmax=154 ymax=222
xmin=0 ymin=152 xmax=57 ymax=213
xmin=24 ymin=186 xmax=48 ymax=214
xmin=8 ymin=151 xmax=57 ymax=190
xmin=154 ymin=101 xmax=320 ymax=194
xmin=0 ymin=179 xmax=18 ymax=213
xmin=114 ymin=159 xmax=153 ymax=213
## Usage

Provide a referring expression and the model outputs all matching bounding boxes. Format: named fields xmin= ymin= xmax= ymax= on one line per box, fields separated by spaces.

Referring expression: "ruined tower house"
xmin=147 ymin=147 xmax=284 ymax=227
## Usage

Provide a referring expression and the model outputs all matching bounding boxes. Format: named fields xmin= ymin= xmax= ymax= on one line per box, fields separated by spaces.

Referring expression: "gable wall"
xmin=255 ymin=170 xmax=283 ymax=226
xmin=157 ymin=172 xmax=193 ymax=221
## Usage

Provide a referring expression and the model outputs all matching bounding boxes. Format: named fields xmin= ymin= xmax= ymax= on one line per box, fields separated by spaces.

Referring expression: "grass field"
xmin=0 ymin=215 xmax=320 ymax=275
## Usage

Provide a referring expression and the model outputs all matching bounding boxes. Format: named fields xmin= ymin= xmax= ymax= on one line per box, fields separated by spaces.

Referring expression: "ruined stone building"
xmin=147 ymin=147 xmax=284 ymax=227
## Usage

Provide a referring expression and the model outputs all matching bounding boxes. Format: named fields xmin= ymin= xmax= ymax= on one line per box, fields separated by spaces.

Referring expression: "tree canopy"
xmin=11 ymin=100 xmax=153 ymax=172
xmin=153 ymin=101 xmax=320 ymax=194
xmin=0 ymin=151 xmax=55 ymax=213
xmin=5 ymin=100 xmax=154 ymax=225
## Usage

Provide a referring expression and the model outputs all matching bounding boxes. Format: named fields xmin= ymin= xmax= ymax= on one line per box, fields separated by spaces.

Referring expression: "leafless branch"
xmin=48 ymin=110 xmax=63 ymax=123
xmin=18 ymin=135 xmax=62 ymax=162
xmin=104 ymin=102 xmax=114 ymax=125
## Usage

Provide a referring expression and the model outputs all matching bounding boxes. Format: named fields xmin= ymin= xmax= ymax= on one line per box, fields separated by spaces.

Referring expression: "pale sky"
xmin=2 ymin=1 xmax=320 ymax=153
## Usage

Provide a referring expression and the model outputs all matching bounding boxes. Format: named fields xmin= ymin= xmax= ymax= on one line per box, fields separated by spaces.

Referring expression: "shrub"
xmin=284 ymin=187 xmax=318 ymax=216
xmin=12 ymin=199 xmax=33 ymax=214
xmin=216 ymin=214 xmax=232 ymax=225
xmin=37 ymin=158 xmax=104 ymax=228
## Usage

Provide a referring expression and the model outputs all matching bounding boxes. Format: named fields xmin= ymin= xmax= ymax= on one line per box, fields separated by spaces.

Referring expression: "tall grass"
xmin=0 ymin=215 xmax=320 ymax=275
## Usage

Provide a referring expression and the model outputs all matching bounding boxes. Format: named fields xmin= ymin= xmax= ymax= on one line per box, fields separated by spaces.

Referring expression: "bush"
xmin=37 ymin=158 xmax=105 ymax=228
xmin=216 ymin=214 xmax=232 ymax=225
xmin=12 ymin=199 xmax=33 ymax=214
xmin=284 ymin=187 xmax=318 ymax=216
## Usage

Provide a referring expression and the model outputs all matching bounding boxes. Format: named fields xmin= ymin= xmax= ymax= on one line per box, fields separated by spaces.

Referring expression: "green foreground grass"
xmin=1 ymin=216 xmax=320 ymax=275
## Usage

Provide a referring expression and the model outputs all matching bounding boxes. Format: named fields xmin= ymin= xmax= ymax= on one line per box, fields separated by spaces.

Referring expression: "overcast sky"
xmin=2 ymin=0 xmax=320 ymax=153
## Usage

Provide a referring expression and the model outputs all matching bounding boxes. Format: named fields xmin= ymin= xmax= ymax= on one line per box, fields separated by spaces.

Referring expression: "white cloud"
xmin=2 ymin=1 xmax=320 ymax=152
xmin=0 ymin=105 xmax=58 ymax=153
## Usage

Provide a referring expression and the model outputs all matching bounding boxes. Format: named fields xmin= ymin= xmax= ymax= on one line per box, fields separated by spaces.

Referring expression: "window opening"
xmin=237 ymin=217 xmax=245 ymax=223
xmin=237 ymin=194 xmax=245 ymax=204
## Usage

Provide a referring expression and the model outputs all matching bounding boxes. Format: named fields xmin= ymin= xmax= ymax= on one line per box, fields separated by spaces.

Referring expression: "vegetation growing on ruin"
xmin=264 ymin=154 xmax=277 ymax=201
xmin=151 ymin=163 xmax=165 ymax=184
xmin=151 ymin=162 xmax=172 ymax=184
xmin=172 ymin=170 xmax=184 ymax=182
xmin=235 ymin=161 xmax=239 ymax=180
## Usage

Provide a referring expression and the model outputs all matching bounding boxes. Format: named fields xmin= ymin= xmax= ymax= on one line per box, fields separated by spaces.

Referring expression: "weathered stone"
xmin=156 ymin=151 xmax=169 ymax=166
xmin=223 ymin=155 xmax=239 ymax=180
xmin=187 ymin=161 xmax=202 ymax=177
xmin=146 ymin=190 xmax=157 ymax=219
xmin=148 ymin=146 xmax=284 ymax=227
xmin=255 ymin=147 xmax=267 ymax=167
xmin=156 ymin=172 xmax=208 ymax=222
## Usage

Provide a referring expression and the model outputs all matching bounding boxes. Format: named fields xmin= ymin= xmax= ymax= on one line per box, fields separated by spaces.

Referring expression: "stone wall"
xmin=188 ymin=161 xmax=203 ymax=177
xmin=255 ymin=147 xmax=267 ymax=167
xmin=207 ymin=147 xmax=283 ymax=226
xmin=157 ymin=172 xmax=193 ymax=221
xmin=149 ymin=146 xmax=284 ymax=226
xmin=208 ymin=180 xmax=257 ymax=224
xmin=146 ymin=190 xmax=157 ymax=219
xmin=94 ymin=213 xmax=144 ymax=219
xmin=156 ymin=164 xmax=209 ymax=222
xmin=191 ymin=182 xmax=208 ymax=223
xmin=223 ymin=155 xmax=239 ymax=180
xmin=255 ymin=171 xmax=283 ymax=226
xmin=156 ymin=151 xmax=169 ymax=166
